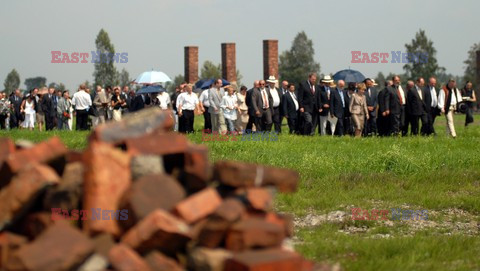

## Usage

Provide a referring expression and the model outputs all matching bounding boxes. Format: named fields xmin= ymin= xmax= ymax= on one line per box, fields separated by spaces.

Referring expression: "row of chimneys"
xmin=184 ymin=40 xmax=279 ymax=86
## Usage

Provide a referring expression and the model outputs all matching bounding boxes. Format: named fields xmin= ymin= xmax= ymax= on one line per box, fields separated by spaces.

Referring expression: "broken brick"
xmin=121 ymin=209 xmax=191 ymax=255
xmin=0 ymin=232 xmax=27 ymax=269
xmin=174 ymin=187 xmax=223 ymax=224
xmin=0 ymin=164 xmax=60 ymax=231
xmin=82 ymin=141 xmax=131 ymax=237
xmin=225 ymin=218 xmax=285 ymax=252
xmin=108 ymin=244 xmax=153 ymax=271
xmin=213 ymin=198 xmax=246 ymax=223
xmin=224 ymin=249 xmax=313 ymax=271
xmin=6 ymin=222 xmax=94 ymax=271
xmin=120 ymin=174 xmax=186 ymax=230
xmin=0 ymin=138 xmax=15 ymax=163
xmin=0 ymin=136 xmax=67 ymax=188
xmin=213 ymin=161 xmax=299 ymax=193
xmin=188 ymin=247 xmax=232 ymax=271
xmin=43 ymin=162 xmax=84 ymax=211
xmin=144 ymin=251 xmax=183 ymax=271
xmin=89 ymin=107 xmax=174 ymax=145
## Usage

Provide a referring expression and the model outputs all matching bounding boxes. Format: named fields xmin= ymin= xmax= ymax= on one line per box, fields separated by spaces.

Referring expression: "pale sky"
xmin=1 ymin=0 xmax=479 ymax=91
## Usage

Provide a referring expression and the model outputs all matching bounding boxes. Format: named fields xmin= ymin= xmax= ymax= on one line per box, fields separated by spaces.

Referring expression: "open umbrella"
xmin=332 ymin=69 xmax=365 ymax=83
xmin=136 ymin=85 xmax=166 ymax=94
xmin=197 ymin=78 xmax=230 ymax=90
xmin=134 ymin=70 xmax=172 ymax=84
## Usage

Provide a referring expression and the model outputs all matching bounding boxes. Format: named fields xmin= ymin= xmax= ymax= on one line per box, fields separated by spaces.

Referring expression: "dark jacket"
xmin=251 ymin=88 xmax=273 ymax=115
xmin=297 ymin=81 xmax=318 ymax=113
xmin=406 ymin=86 xmax=426 ymax=116
xmin=317 ymin=85 xmax=331 ymax=117
xmin=365 ymin=87 xmax=378 ymax=117
xmin=282 ymin=92 xmax=299 ymax=119
xmin=41 ymin=94 xmax=56 ymax=117
xmin=385 ymin=85 xmax=402 ymax=115
xmin=378 ymin=87 xmax=389 ymax=114
xmin=246 ymin=88 xmax=256 ymax=116
xmin=330 ymin=87 xmax=347 ymax=118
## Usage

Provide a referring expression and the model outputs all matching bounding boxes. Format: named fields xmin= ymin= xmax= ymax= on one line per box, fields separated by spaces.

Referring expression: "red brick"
xmin=83 ymin=142 xmax=131 ymax=237
xmin=43 ymin=162 xmax=84 ymax=211
xmin=174 ymin=187 xmax=223 ymax=224
xmin=144 ymin=251 xmax=183 ymax=271
xmin=188 ymin=247 xmax=232 ymax=271
xmin=224 ymin=249 xmax=312 ymax=271
xmin=89 ymin=107 xmax=174 ymax=144
xmin=185 ymin=46 xmax=199 ymax=84
xmin=121 ymin=209 xmax=191 ymax=255
xmin=213 ymin=198 xmax=246 ymax=222
xmin=0 ymin=164 xmax=60 ymax=231
xmin=0 ymin=138 xmax=15 ymax=163
xmin=0 ymin=136 xmax=67 ymax=188
xmin=0 ymin=232 xmax=27 ymax=269
xmin=120 ymin=174 xmax=186 ymax=230
xmin=242 ymin=188 xmax=274 ymax=211
xmin=246 ymin=212 xmax=294 ymax=238
xmin=18 ymin=212 xmax=59 ymax=240
xmin=214 ymin=161 xmax=299 ymax=193
xmin=108 ymin=244 xmax=153 ymax=271
xmin=225 ymin=218 xmax=285 ymax=252
xmin=183 ymin=144 xmax=211 ymax=192
xmin=6 ymin=222 xmax=94 ymax=271
xmin=197 ymin=218 xmax=231 ymax=248
xmin=124 ymin=132 xmax=189 ymax=156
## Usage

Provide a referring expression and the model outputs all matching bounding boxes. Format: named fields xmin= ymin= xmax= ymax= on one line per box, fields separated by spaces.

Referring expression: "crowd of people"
xmin=176 ymin=74 xmax=476 ymax=138
xmin=0 ymin=73 xmax=476 ymax=138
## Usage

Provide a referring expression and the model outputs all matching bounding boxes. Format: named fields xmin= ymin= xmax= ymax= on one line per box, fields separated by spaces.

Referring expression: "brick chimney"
xmin=263 ymin=40 xmax=279 ymax=83
xmin=221 ymin=43 xmax=237 ymax=86
xmin=184 ymin=46 xmax=198 ymax=84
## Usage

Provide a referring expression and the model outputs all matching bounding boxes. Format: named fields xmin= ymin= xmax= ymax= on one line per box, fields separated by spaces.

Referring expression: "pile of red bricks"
xmin=0 ymin=108 xmax=333 ymax=271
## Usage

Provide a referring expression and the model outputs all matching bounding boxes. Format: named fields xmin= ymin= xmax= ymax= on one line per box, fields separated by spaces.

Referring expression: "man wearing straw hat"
xmin=266 ymin=75 xmax=283 ymax=133
xmin=318 ymin=75 xmax=334 ymax=135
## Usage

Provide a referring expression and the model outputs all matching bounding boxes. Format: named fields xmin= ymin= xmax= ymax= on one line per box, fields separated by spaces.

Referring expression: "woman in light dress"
xmin=20 ymin=94 xmax=36 ymax=131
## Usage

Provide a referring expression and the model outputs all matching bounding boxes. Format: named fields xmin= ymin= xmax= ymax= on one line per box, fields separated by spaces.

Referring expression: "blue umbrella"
xmin=332 ymin=69 xmax=365 ymax=83
xmin=196 ymin=78 xmax=230 ymax=90
xmin=137 ymin=85 xmax=166 ymax=94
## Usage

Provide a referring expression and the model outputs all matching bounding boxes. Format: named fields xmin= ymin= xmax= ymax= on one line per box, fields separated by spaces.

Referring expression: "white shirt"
xmin=289 ymin=91 xmax=299 ymax=111
xmin=397 ymin=85 xmax=406 ymax=105
xmin=269 ymin=87 xmax=280 ymax=107
xmin=260 ymin=88 xmax=269 ymax=109
xmin=72 ymin=90 xmax=92 ymax=110
xmin=415 ymin=85 xmax=423 ymax=100
xmin=156 ymin=92 xmax=171 ymax=110
xmin=221 ymin=94 xmax=238 ymax=120
xmin=429 ymin=86 xmax=437 ymax=107
xmin=177 ymin=92 xmax=199 ymax=111
xmin=199 ymin=89 xmax=210 ymax=107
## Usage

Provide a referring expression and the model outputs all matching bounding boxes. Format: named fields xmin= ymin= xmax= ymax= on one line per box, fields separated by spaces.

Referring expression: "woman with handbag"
xmin=461 ymin=81 xmax=477 ymax=127
xmin=111 ymin=87 xmax=126 ymax=121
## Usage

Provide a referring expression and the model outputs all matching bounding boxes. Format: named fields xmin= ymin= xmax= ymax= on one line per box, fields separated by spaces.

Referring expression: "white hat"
xmin=266 ymin=75 xmax=278 ymax=83
xmin=321 ymin=75 xmax=334 ymax=83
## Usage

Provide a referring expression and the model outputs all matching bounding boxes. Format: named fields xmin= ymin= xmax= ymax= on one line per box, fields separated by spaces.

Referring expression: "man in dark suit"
xmin=407 ymin=78 xmax=428 ymax=135
xmin=377 ymin=80 xmax=392 ymax=136
xmin=330 ymin=80 xmax=347 ymax=136
xmin=251 ymin=80 xmax=273 ymax=131
xmin=8 ymin=89 xmax=22 ymax=129
xmin=266 ymin=76 xmax=283 ymax=133
xmin=422 ymin=77 xmax=439 ymax=135
xmin=364 ymin=78 xmax=378 ymax=136
xmin=282 ymin=83 xmax=300 ymax=134
xmin=297 ymin=73 xmax=318 ymax=135
xmin=245 ymin=81 xmax=259 ymax=132
xmin=41 ymin=87 xmax=57 ymax=130
xmin=385 ymin=78 xmax=403 ymax=136
xmin=132 ymin=93 xmax=151 ymax=112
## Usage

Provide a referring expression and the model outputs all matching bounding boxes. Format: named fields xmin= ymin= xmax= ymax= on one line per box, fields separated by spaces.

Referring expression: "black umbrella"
xmin=333 ymin=69 xmax=366 ymax=83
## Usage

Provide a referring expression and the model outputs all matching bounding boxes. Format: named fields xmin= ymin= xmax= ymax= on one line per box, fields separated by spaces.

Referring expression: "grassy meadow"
xmin=0 ymin=114 xmax=479 ymax=270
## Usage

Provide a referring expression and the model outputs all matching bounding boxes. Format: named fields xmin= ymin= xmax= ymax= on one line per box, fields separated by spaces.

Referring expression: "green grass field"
xmin=1 ymin=114 xmax=479 ymax=270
